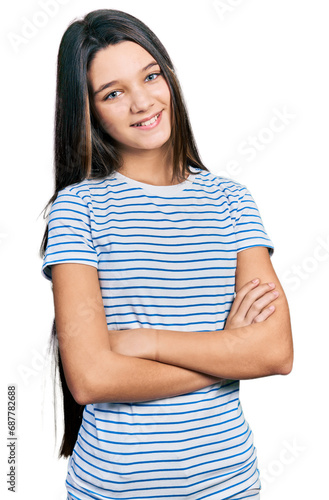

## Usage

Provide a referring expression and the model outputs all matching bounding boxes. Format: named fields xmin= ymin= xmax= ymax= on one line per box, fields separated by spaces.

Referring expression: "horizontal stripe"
xmin=69 ymin=453 xmax=256 ymax=488
xmin=73 ymin=444 xmax=255 ymax=479
xmin=42 ymin=166 xmax=271 ymax=498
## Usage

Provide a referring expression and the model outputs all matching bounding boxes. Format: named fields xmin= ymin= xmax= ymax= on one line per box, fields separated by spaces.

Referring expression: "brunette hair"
xmin=39 ymin=8 xmax=209 ymax=458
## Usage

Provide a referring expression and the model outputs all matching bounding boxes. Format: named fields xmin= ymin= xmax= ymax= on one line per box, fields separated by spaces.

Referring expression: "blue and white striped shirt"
xmin=42 ymin=166 xmax=273 ymax=499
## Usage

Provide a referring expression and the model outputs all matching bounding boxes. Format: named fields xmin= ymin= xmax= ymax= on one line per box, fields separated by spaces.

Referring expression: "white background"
xmin=1 ymin=0 xmax=328 ymax=498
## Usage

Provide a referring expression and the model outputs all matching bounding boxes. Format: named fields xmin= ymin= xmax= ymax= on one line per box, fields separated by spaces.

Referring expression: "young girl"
xmin=40 ymin=9 xmax=293 ymax=500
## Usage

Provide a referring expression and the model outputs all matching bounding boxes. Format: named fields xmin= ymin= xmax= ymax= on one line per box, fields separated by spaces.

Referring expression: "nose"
xmin=130 ymin=85 xmax=154 ymax=115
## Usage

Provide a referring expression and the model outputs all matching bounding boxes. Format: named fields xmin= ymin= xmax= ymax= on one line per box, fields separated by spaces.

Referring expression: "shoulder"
xmin=53 ymin=175 xmax=117 ymax=212
xmin=195 ymin=168 xmax=249 ymax=202
xmin=49 ymin=177 xmax=113 ymax=225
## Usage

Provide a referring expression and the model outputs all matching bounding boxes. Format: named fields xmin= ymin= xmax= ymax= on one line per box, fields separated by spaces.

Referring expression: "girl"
xmin=40 ymin=9 xmax=293 ymax=500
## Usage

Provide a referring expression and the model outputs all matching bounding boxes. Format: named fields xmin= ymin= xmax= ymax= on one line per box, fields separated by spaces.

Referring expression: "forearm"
xmin=154 ymin=314 xmax=293 ymax=379
xmin=110 ymin=277 xmax=290 ymax=380
xmin=84 ymin=349 xmax=221 ymax=404
xmin=108 ymin=306 xmax=292 ymax=381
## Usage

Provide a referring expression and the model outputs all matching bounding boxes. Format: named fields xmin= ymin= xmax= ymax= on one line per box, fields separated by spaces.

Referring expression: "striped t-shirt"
xmin=41 ymin=166 xmax=274 ymax=500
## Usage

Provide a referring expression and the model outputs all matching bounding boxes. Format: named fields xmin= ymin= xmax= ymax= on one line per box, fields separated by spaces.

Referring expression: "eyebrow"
xmin=93 ymin=61 xmax=160 ymax=96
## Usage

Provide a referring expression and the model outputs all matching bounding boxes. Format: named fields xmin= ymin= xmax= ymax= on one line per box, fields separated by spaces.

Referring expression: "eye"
xmin=145 ymin=72 xmax=161 ymax=82
xmin=104 ymin=90 xmax=122 ymax=101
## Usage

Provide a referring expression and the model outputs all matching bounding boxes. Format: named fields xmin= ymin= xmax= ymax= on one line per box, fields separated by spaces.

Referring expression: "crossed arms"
xmin=51 ymin=246 xmax=293 ymax=405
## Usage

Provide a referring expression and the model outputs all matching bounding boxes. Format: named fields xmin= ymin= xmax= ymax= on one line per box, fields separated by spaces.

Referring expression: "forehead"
xmin=88 ymin=41 xmax=157 ymax=85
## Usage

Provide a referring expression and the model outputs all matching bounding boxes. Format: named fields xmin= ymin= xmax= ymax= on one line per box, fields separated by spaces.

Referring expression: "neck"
xmin=116 ymin=143 xmax=183 ymax=186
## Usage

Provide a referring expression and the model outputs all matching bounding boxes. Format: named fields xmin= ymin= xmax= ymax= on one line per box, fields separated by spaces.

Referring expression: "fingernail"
xmin=268 ymin=305 xmax=275 ymax=311
xmin=272 ymin=291 xmax=279 ymax=297
xmin=268 ymin=282 xmax=275 ymax=288
xmin=252 ymin=279 xmax=259 ymax=284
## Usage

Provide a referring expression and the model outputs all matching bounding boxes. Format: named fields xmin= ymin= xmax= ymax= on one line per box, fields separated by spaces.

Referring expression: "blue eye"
xmin=145 ymin=72 xmax=161 ymax=82
xmin=105 ymin=90 xmax=121 ymax=101
xmin=103 ymin=72 xmax=161 ymax=101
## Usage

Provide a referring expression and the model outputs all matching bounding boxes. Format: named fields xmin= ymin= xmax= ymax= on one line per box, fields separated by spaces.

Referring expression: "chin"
xmin=131 ymin=134 xmax=171 ymax=151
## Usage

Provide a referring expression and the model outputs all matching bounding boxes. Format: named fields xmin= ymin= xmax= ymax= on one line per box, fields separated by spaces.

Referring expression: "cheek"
xmin=159 ymin=83 xmax=172 ymax=123
xmin=95 ymin=105 xmax=125 ymax=136
xmin=155 ymin=81 xmax=171 ymax=105
xmin=149 ymin=83 xmax=171 ymax=126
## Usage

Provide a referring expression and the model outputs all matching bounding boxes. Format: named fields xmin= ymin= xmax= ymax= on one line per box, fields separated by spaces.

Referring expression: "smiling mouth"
xmin=132 ymin=112 xmax=162 ymax=127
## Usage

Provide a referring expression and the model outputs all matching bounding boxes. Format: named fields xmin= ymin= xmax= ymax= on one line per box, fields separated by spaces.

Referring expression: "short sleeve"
xmin=233 ymin=186 xmax=274 ymax=256
xmin=41 ymin=188 xmax=98 ymax=281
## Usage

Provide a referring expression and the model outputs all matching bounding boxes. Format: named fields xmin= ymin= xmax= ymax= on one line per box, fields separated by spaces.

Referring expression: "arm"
xmin=110 ymin=247 xmax=293 ymax=380
xmin=158 ymin=246 xmax=293 ymax=378
xmin=51 ymin=262 xmax=221 ymax=405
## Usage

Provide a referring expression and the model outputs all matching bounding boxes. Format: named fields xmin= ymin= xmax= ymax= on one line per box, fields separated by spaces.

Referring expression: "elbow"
xmin=276 ymin=355 xmax=293 ymax=375
xmin=72 ymin=351 xmax=118 ymax=405
xmin=70 ymin=380 xmax=92 ymax=406
xmin=72 ymin=376 xmax=102 ymax=405
xmin=263 ymin=320 xmax=294 ymax=376
xmin=268 ymin=342 xmax=294 ymax=376
xmin=61 ymin=351 xmax=116 ymax=406
xmin=72 ymin=389 xmax=89 ymax=406
xmin=67 ymin=369 xmax=97 ymax=406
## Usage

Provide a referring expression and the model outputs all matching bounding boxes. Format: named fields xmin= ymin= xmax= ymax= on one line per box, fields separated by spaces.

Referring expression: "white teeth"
xmin=134 ymin=113 xmax=160 ymax=127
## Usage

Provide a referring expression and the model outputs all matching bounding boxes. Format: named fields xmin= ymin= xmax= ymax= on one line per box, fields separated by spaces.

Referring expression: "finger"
xmin=229 ymin=278 xmax=260 ymax=317
xmin=245 ymin=289 xmax=279 ymax=323
xmin=236 ymin=282 xmax=277 ymax=319
xmin=252 ymin=305 xmax=276 ymax=324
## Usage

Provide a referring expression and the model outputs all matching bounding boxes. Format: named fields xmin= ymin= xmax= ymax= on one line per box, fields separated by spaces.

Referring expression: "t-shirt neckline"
xmin=114 ymin=166 xmax=200 ymax=196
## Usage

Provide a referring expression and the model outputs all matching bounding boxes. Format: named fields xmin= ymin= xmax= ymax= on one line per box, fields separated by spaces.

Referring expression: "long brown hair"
xmin=39 ymin=8 xmax=209 ymax=458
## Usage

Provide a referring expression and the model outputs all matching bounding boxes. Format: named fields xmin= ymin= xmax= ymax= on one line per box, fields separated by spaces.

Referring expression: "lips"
xmin=131 ymin=111 xmax=162 ymax=127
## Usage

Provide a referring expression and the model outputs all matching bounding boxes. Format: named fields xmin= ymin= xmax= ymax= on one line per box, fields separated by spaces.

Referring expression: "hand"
xmin=224 ymin=278 xmax=279 ymax=330
xmin=108 ymin=328 xmax=157 ymax=359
